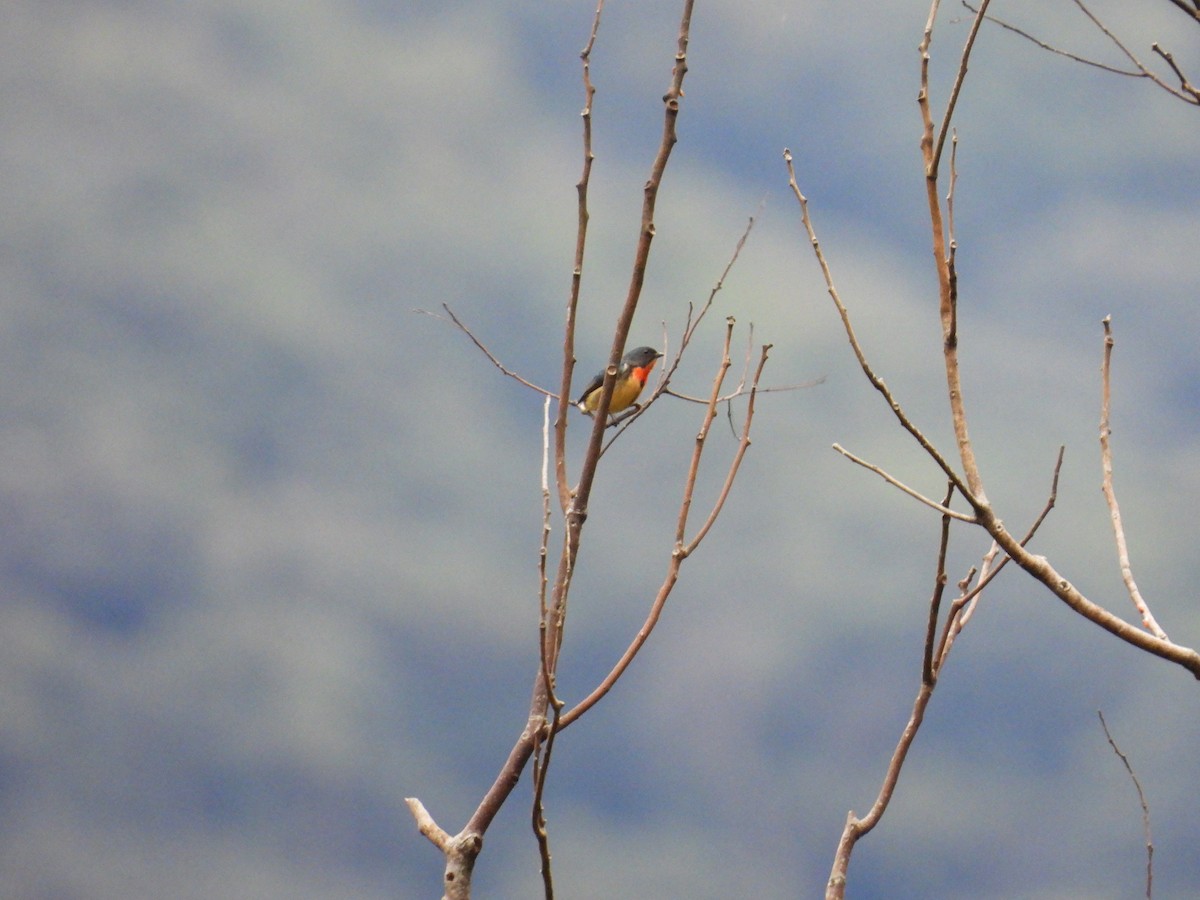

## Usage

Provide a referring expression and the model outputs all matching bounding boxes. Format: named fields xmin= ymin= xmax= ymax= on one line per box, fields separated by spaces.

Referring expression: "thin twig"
xmin=1163 ymin=0 xmax=1200 ymax=23
xmin=554 ymin=0 xmax=607 ymax=512
xmin=931 ymin=0 xmax=990 ymax=179
xmin=622 ymin=208 xmax=761 ymax=424
xmin=1099 ymin=317 xmax=1168 ymax=639
xmin=833 ymin=444 xmax=976 ymax=522
xmin=559 ymin=329 xmax=769 ymax=729
xmin=1098 ymin=711 xmax=1154 ymax=899
xmin=964 ymin=0 xmax=1200 ymax=104
xmin=405 ymin=2 xmax=701 ymax=890
xmin=923 ymin=483 xmax=956 ymax=684
xmin=784 ymin=148 xmax=976 ymax=506
xmin=683 ymin=342 xmax=770 ymax=555
xmin=1153 ymin=42 xmax=1200 ymax=102
xmin=829 ymin=445 xmax=1063 ymax=898
xmin=963 ymin=1 xmax=1144 ymax=76
xmin=419 ymin=304 xmax=555 ymax=397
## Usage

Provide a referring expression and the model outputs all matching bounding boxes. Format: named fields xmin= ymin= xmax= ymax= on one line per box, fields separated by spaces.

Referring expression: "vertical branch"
xmin=558 ymin=329 xmax=770 ymax=730
xmin=555 ymin=0 xmax=607 ymax=513
xmin=548 ymin=0 xmax=695 ymax=674
xmin=922 ymin=483 xmax=955 ymax=685
xmin=1099 ymin=317 xmax=1169 ymax=640
xmin=784 ymin=149 xmax=975 ymax=502
xmin=918 ymin=0 xmax=992 ymax=504
xmin=533 ymin=396 xmax=564 ymax=899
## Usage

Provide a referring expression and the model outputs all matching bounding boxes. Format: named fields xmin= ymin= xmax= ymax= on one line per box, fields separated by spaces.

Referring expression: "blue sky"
xmin=2 ymin=1 xmax=1199 ymax=897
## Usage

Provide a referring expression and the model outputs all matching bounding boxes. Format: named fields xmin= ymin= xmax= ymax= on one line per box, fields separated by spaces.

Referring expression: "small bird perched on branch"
xmin=575 ymin=346 xmax=663 ymax=420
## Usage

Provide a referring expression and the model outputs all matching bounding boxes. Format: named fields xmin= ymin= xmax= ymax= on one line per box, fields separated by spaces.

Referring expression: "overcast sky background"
xmin=3 ymin=1 xmax=1199 ymax=897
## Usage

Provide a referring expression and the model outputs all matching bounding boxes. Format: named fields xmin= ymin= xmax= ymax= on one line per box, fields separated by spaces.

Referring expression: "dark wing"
xmin=575 ymin=369 xmax=605 ymax=406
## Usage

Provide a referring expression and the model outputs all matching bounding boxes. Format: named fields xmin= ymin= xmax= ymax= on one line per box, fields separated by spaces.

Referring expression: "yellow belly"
xmin=583 ymin=374 xmax=645 ymax=414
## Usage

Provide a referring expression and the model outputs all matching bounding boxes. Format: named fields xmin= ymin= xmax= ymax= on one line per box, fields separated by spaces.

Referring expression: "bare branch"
xmin=417 ymin=305 xmax=556 ymax=397
xmin=978 ymin=513 xmax=1200 ymax=677
xmin=409 ymin=9 xmax=703 ymax=890
xmin=1163 ymin=0 xmax=1200 ymax=23
xmin=533 ymin=405 xmax=563 ymax=900
xmin=664 ymin=377 xmax=824 ymax=405
xmin=559 ymin=327 xmax=769 ymax=729
xmin=922 ymin=483 xmax=956 ymax=684
xmin=554 ymin=0 xmax=608 ymax=512
xmin=962 ymin=1 xmax=1145 ymax=77
xmin=682 ymin=341 xmax=770 ymax=556
xmin=931 ymin=0 xmax=991 ymax=178
xmin=919 ymin=0 xmax=991 ymax=503
xmin=1070 ymin=0 xmax=1200 ymax=103
xmin=1098 ymin=711 xmax=1154 ymax=899
xmin=406 ymin=797 xmax=451 ymax=851
xmin=1151 ymin=42 xmax=1200 ymax=103
xmin=1099 ymin=317 xmax=1169 ymax=639
xmin=784 ymin=148 xmax=977 ymax=506
xmin=964 ymin=0 xmax=1200 ymax=105
xmin=833 ymin=444 xmax=976 ymax=522
xmin=829 ymin=441 xmax=1065 ymax=898
xmin=827 ymin=671 xmax=935 ymax=898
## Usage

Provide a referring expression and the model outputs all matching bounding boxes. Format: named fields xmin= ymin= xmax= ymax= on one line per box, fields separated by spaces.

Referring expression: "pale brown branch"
xmin=664 ymin=377 xmax=824 ymax=405
xmin=1099 ymin=317 xmax=1169 ymax=640
xmin=675 ymin=320 xmax=735 ymax=549
xmin=554 ymin=0 xmax=606 ymax=513
xmin=931 ymin=0 xmax=990 ymax=178
xmin=829 ymin=442 xmax=1068 ymax=898
xmin=418 ymin=305 xmax=556 ymax=397
xmin=826 ymin=679 xmax=934 ymax=900
xmin=1070 ymin=0 xmax=1200 ymax=103
xmin=833 ymin=444 xmax=976 ymax=522
xmin=595 ymin=205 xmax=763 ymax=453
xmin=935 ymin=445 xmax=1058 ymax=667
xmin=407 ymin=797 xmax=451 ymax=850
xmin=683 ymin=342 xmax=770 ymax=556
xmin=405 ymin=796 xmax=478 ymax=900
xmin=920 ymin=0 xmax=990 ymax=503
xmin=978 ymin=512 xmax=1200 ymax=678
xmin=964 ymin=0 xmax=1200 ymax=104
xmin=624 ymin=206 xmax=760 ymax=429
xmin=963 ymin=0 xmax=1144 ymax=76
xmin=534 ymin=405 xmax=561 ymax=900
xmin=1098 ymin=710 xmax=1154 ymax=899
xmin=681 ymin=208 xmax=759 ymax=349
xmin=538 ymin=397 xmax=556 ymax=686
xmin=784 ymin=148 xmax=976 ymax=505
xmin=410 ymin=9 xmax=701 ymax=893
xmin=559 ymin=327 xmax=735 ymax=729
xmin=934 ymin=542 xmax=996 ymax=669
xmin=575 ymin=0 xmax=692 ymax=441
xmin=1151 ymin=42 xmax=1200 ymax=103
xmin=559 ymin=325 xmax=767 ymax=729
